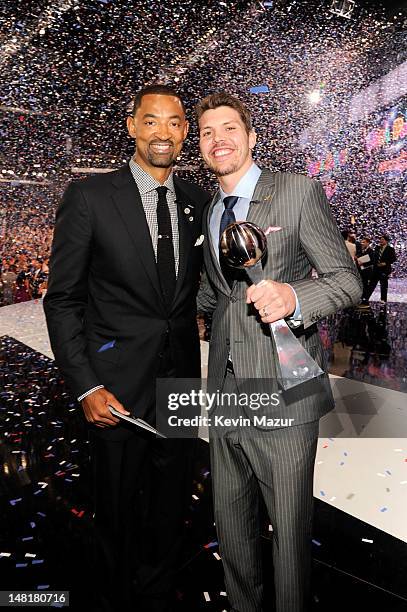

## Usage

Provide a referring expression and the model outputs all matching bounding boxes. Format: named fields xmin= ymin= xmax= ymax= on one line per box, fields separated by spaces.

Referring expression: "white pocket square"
xmin=264 ymin=226 xmax=282 ymax=235
xmin=194 ymin=235 xmax=204 ymax=246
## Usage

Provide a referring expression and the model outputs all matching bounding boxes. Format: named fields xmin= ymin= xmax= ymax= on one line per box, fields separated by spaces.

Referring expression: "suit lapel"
xmin=110 ymin=166 xmax=165 ymax=308
xmin=246 ymin=168 xmax=277 ymax=228
xmin=173 ymin=178 xmax=196 ymax=303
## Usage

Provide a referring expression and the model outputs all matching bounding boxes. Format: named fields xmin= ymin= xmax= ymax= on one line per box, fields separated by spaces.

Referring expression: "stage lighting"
xmin=328 ymin=0 xmax=356 ymax=19
xmin=307 ymin=89 xmax=322 ymax=104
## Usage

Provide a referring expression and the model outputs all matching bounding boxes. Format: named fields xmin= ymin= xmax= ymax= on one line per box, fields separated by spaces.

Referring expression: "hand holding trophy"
xmin=220 ymin=221 xmax=324 ymax=391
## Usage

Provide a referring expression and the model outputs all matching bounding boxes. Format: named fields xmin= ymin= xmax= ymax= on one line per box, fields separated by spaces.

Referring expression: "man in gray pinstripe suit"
xmin=196 ymin=93 xmax=362 ymax=612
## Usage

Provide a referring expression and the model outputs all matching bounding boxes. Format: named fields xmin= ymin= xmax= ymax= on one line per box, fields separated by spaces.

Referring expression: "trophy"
xmin=220 ymin=221 xmax=324 ymax=391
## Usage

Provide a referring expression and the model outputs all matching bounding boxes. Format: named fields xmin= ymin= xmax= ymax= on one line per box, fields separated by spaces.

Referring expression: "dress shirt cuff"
xmin=285 ymin=284 xmax=302 ymax=322
xmin=78 ymin=385 xmax=104 ymax=402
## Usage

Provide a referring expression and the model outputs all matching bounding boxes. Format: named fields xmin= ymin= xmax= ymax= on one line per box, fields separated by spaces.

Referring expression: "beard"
xmin=146 ymin=151 xmax=175 ymax=167
xmin=205 ymin=158 xmax=240 ymax=177
xmin=145 ymin=142 xmax=176 ymax=168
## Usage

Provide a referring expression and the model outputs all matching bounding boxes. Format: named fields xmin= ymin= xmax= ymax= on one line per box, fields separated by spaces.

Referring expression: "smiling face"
xmin=127 ymin=94 xmax=188 ymax=176
xmin=198 ymin=106 xmax=256 ymax=183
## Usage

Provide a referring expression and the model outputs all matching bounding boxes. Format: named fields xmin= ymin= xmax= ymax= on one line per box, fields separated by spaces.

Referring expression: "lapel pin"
xmin=194 ymin=235 xmax=204 ymax=246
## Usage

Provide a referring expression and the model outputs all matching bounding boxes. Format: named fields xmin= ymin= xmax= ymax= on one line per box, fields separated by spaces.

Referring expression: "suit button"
xmin=158 ymin=352 xmax=163 ymax=358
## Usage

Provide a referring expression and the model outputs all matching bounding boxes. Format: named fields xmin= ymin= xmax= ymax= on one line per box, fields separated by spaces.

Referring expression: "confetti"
xmin=204 ymin=540 xmax=218 ymax=549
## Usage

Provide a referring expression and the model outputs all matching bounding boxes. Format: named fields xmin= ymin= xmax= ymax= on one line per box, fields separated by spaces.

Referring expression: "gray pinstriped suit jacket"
xmin=197 ymin=168 xmax=363 ymax=426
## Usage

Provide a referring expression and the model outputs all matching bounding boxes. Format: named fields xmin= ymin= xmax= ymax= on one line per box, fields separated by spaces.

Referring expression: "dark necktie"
xmin=156 ymin=186 xmax=176 ymax=306
xmin=219 ymin=195 xmax=239 ymax=242
xmin=219 ymin=195 xmax=239 ymax=287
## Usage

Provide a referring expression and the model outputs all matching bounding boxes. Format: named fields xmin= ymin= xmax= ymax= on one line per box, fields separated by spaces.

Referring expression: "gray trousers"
xmin=209 ymin=373 xmax=319 ymax=612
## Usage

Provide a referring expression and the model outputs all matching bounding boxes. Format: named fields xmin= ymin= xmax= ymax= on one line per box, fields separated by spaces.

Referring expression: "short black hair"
xmin=129 ymin=84 xmax=186 ymax=117
xmin=380 ymin=234 xmax=390 ymax=242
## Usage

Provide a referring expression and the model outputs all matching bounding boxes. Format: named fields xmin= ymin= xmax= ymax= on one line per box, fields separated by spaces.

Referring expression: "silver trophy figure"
xmin=220 ymin=221 xmax=324 ymax=391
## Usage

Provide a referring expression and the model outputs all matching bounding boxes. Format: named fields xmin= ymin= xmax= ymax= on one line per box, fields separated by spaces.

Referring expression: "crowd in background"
xmin=0 ymin=180 xmax=399 ymax=308
xmin=0 ymin=186 xmax=55 ymax=306
xmin=1 ymin=0 xmax=405 ymax=306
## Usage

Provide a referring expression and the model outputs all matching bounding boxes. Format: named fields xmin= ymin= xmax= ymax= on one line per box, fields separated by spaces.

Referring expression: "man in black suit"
xmin=44 ymin=84 xmax=208 ymax=612
xmin=367 ymin=233 xmax=397 ymax=303
xmin=356 ymin=236 xmax=375 ymax=307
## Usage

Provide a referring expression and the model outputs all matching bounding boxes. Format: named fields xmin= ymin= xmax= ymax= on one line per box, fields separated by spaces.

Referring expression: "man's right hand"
xmin=81 ymin=388 xmax=130 ymax=428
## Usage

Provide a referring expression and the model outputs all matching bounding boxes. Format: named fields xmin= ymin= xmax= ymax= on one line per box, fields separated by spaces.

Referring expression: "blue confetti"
xmin=204 ymin=540 xmax=218 ymax=549
xmin=312 ymin=539 xmax=322 ymax=546
xmin=249 ymin=85 xmax=269 ymax=94
xmin=98 ymin=340 xmax=116 ymax=352
xmin=380 ymin=507 xmax=388 ymax=512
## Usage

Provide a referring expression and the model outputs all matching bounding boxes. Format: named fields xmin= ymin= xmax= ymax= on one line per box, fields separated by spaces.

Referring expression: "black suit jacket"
xmin=44 ymin=164 xmax=209 ymax=428
xmin=356 ymin=246 xmax=374 ymax=271
xmin=373 ymin=244 xmax=397 ymax=275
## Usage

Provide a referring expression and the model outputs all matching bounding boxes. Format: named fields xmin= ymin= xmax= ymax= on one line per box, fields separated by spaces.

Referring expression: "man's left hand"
xmin=246 ymin=280 xmax=296 ymax=323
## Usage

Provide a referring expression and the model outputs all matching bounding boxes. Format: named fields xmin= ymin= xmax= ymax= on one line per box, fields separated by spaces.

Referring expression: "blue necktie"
xmin=219 ymin=196 xmax=239 ymax=287
xmin=219 ymin=195 xmax=239 ymax=242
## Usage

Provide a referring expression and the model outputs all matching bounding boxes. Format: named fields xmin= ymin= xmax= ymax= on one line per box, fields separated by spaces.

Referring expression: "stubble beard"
xmin=146 ymin=150 xmax=176 ymax=168
xmin=205 ymin=158 xmax=240 ymax=177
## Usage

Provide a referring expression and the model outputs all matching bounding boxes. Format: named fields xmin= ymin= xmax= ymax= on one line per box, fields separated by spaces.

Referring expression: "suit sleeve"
xmin=290 ymin=180 xmax=363 ymax=329
xmin=43 ymin=182 xmax=101 ymax=398
xmin=388 ymin=247 xmax=397 ymax=265
xmin=197 ymin=267 xmax=218 ymax=314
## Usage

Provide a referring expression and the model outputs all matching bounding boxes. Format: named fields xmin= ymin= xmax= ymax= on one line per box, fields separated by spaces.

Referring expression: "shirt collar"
xmin=129 ymin=157 xmax=175 ymax=196
xmin=219 ymin=163 xmax=262 ymax=202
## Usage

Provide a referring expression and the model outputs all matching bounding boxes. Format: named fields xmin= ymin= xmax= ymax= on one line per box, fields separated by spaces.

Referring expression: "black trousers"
xmin=360 ymin=268 xmax=372 ymax=302
xmin=89 ymin=350 xmax=195 ymax=612
xmin=368 ymin=270 xmax=389 ymax=302
xmin=90 ymin=430 xmax=194 ymax=612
